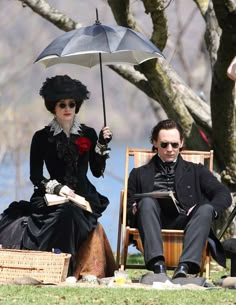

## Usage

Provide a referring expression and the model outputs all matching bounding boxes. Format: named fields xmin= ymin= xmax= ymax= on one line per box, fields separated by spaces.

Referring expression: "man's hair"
xmin=39 ymin=75 xmax=90 ymax=114
xmin=150 ymin=119 xmax=184 ymax=144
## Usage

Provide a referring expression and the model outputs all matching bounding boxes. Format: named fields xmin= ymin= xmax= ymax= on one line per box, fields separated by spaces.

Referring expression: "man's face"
xmin=153 ymin=128 xmax=183 ymax=162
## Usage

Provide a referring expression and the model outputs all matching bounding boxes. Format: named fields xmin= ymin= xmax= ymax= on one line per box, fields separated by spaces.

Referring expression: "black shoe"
xmin=172 ymin=263 xmax=189 ymax=279
xmin=153 ymin=261 xmax=166 ymax=274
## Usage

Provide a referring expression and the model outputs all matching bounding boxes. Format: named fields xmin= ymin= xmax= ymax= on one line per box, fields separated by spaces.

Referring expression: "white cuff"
xmin=45 ymin=179 xmax=60 ymax=194
xmin=95 ymin=142 xmax=110 ymax=156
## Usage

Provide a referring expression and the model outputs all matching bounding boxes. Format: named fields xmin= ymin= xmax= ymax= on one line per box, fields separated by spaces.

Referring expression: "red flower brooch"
xmin=75 ymin=137 xmax=92 ymax=155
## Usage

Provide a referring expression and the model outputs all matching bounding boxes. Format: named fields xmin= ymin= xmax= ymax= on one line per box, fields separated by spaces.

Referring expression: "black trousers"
xmin=136 ymin=197 xmax=214 ymax=273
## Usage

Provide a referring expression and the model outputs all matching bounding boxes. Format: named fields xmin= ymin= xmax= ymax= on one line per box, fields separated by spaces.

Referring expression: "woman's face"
xmin=153 ymin=128 xmax=183 ymax=162
xmin=54 ymin=99 xmax=76 ymax=122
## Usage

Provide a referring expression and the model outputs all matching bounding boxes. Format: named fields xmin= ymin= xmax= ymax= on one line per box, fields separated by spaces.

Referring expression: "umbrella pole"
xmin=99 ymin=52 xmax=107 ymax=126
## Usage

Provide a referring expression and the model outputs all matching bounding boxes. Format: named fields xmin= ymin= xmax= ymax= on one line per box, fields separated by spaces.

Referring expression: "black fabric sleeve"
xmin=29 ymin=130 xmax=48 ymax=191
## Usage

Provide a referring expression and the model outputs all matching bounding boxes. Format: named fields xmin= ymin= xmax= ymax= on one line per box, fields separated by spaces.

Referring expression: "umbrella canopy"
xmin=35 ymin=14 xmax=164 ymax=125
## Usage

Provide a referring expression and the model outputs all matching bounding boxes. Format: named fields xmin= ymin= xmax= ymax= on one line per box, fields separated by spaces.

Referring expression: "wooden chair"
xmin=116 ymin=148 xmax=214 ymax=279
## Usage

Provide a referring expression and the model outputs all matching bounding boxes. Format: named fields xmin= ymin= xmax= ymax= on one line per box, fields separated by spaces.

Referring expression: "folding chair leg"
xmin=205 ymin=254 xmax=211 ymax=280
xmin=116 ymin=248 xmax=120 ymax=269
xmin=120 ymin=245 xmax=126 ymax=271
xmin=116 ymin=227 xmax=121 ymax=269
xmin=120 ymin=230 xmax=130 ymax=271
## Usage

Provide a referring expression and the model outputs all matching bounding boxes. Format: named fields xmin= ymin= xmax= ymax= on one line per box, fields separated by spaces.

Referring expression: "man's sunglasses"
xmin=58 ymin=102 xmax=76 ymax=109
xmin=160 ymin=142 xmax=179 ymax=149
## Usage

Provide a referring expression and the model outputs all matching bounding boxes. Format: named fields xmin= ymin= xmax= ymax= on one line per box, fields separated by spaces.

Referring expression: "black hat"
xmin=40 ymin=75 xmax=90 ymax=102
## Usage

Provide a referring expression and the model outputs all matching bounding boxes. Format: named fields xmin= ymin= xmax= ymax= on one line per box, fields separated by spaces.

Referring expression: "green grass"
xmin=0 ymin=285 xmax=235 ymax=305
xmin=0 ymin=255 xmax=234 ymax=305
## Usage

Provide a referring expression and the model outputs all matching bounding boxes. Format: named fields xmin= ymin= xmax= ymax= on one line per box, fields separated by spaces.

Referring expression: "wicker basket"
xmin=0 ymin=249 xmax=71 ymax=284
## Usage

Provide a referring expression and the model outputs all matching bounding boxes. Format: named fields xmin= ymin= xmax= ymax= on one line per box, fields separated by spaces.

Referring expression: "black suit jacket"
xmin=127 ymin=154 xmax=231 ymax=214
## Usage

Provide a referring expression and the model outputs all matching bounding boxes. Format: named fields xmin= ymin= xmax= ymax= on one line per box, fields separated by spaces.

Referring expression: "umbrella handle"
xmin=99 ymin=53 xmax=107 ymax=126
xmin=95 ymin=8 xmax=101 ymax=25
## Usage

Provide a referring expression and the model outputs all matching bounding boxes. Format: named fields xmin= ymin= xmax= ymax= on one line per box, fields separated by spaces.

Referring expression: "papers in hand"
xmin=44 ymin=193 xmax=92 ymax=213
xmin=134 ymin=191 xmax=184 ymax=216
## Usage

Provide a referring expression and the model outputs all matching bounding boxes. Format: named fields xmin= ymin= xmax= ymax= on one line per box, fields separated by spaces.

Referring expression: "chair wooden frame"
xmin=116 ymin=148 xmax=214 ymax=279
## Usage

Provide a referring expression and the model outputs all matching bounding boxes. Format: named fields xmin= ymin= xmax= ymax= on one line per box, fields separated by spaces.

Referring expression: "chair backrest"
xmin=122 ymin=148 xmax=214 ymax=230
xmin=132 ymin=148 xmax=213 ymax=169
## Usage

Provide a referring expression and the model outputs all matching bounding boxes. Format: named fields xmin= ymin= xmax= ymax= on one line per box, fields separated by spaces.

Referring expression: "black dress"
xmin=0 ymin=119 xmax=110 ymax=273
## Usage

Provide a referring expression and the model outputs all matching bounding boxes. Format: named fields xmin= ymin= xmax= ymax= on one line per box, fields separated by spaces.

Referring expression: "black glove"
xmin=98 ymin=127 xmax=112 ymax=145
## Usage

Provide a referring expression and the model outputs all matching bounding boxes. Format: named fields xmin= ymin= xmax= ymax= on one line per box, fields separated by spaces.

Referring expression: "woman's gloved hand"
xmin=44 ymin=180 xmax=75 ymax=198
xmin=98 ymin=126 xmax=112 ymax=145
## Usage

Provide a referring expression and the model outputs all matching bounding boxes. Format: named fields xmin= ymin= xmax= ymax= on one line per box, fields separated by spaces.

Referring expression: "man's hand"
xmin=227 ymin=56 xmax=236 ymax=81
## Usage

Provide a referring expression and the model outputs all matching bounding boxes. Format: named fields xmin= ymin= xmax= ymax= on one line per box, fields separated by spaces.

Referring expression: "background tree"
xmin=15 ymin=0 xmax=236 ymax=191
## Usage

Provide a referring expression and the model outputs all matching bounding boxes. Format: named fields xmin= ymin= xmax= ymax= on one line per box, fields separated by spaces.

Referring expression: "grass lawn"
xmin=0 ymin=285 xmax=235 ymax=305
xmin=0 ymin=255 xmax=235 ymax=305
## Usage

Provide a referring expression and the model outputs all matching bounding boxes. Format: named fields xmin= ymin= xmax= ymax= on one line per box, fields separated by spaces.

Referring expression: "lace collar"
xmin=48 ymin=117 xmax=82 ymax=136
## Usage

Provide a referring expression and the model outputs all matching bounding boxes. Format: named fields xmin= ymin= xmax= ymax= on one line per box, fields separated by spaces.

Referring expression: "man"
xmin=127 ymin=119 xmax=232 ymax=278
xmin=227 ymin=56 xmax=236 ymax=81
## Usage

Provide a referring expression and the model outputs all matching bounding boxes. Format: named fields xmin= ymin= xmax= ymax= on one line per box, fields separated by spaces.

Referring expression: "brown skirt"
xmin=73 ymin=223 xmax=117 ymax=279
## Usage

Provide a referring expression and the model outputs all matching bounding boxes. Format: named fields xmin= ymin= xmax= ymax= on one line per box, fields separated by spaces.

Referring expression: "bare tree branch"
xmin=141 ymin=0 xmax=168 ymax=50
xmin=19 ymin=0 xmax=80 ymax=31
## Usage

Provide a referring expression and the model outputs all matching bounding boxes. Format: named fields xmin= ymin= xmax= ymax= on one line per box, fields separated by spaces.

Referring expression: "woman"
xmin=0 ymin=75 xmax=112 ymax=275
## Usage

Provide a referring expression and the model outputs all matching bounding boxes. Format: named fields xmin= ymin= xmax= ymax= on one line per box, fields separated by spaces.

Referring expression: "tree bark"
xmin=210 ymin=0 xmax=236 ymax=187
